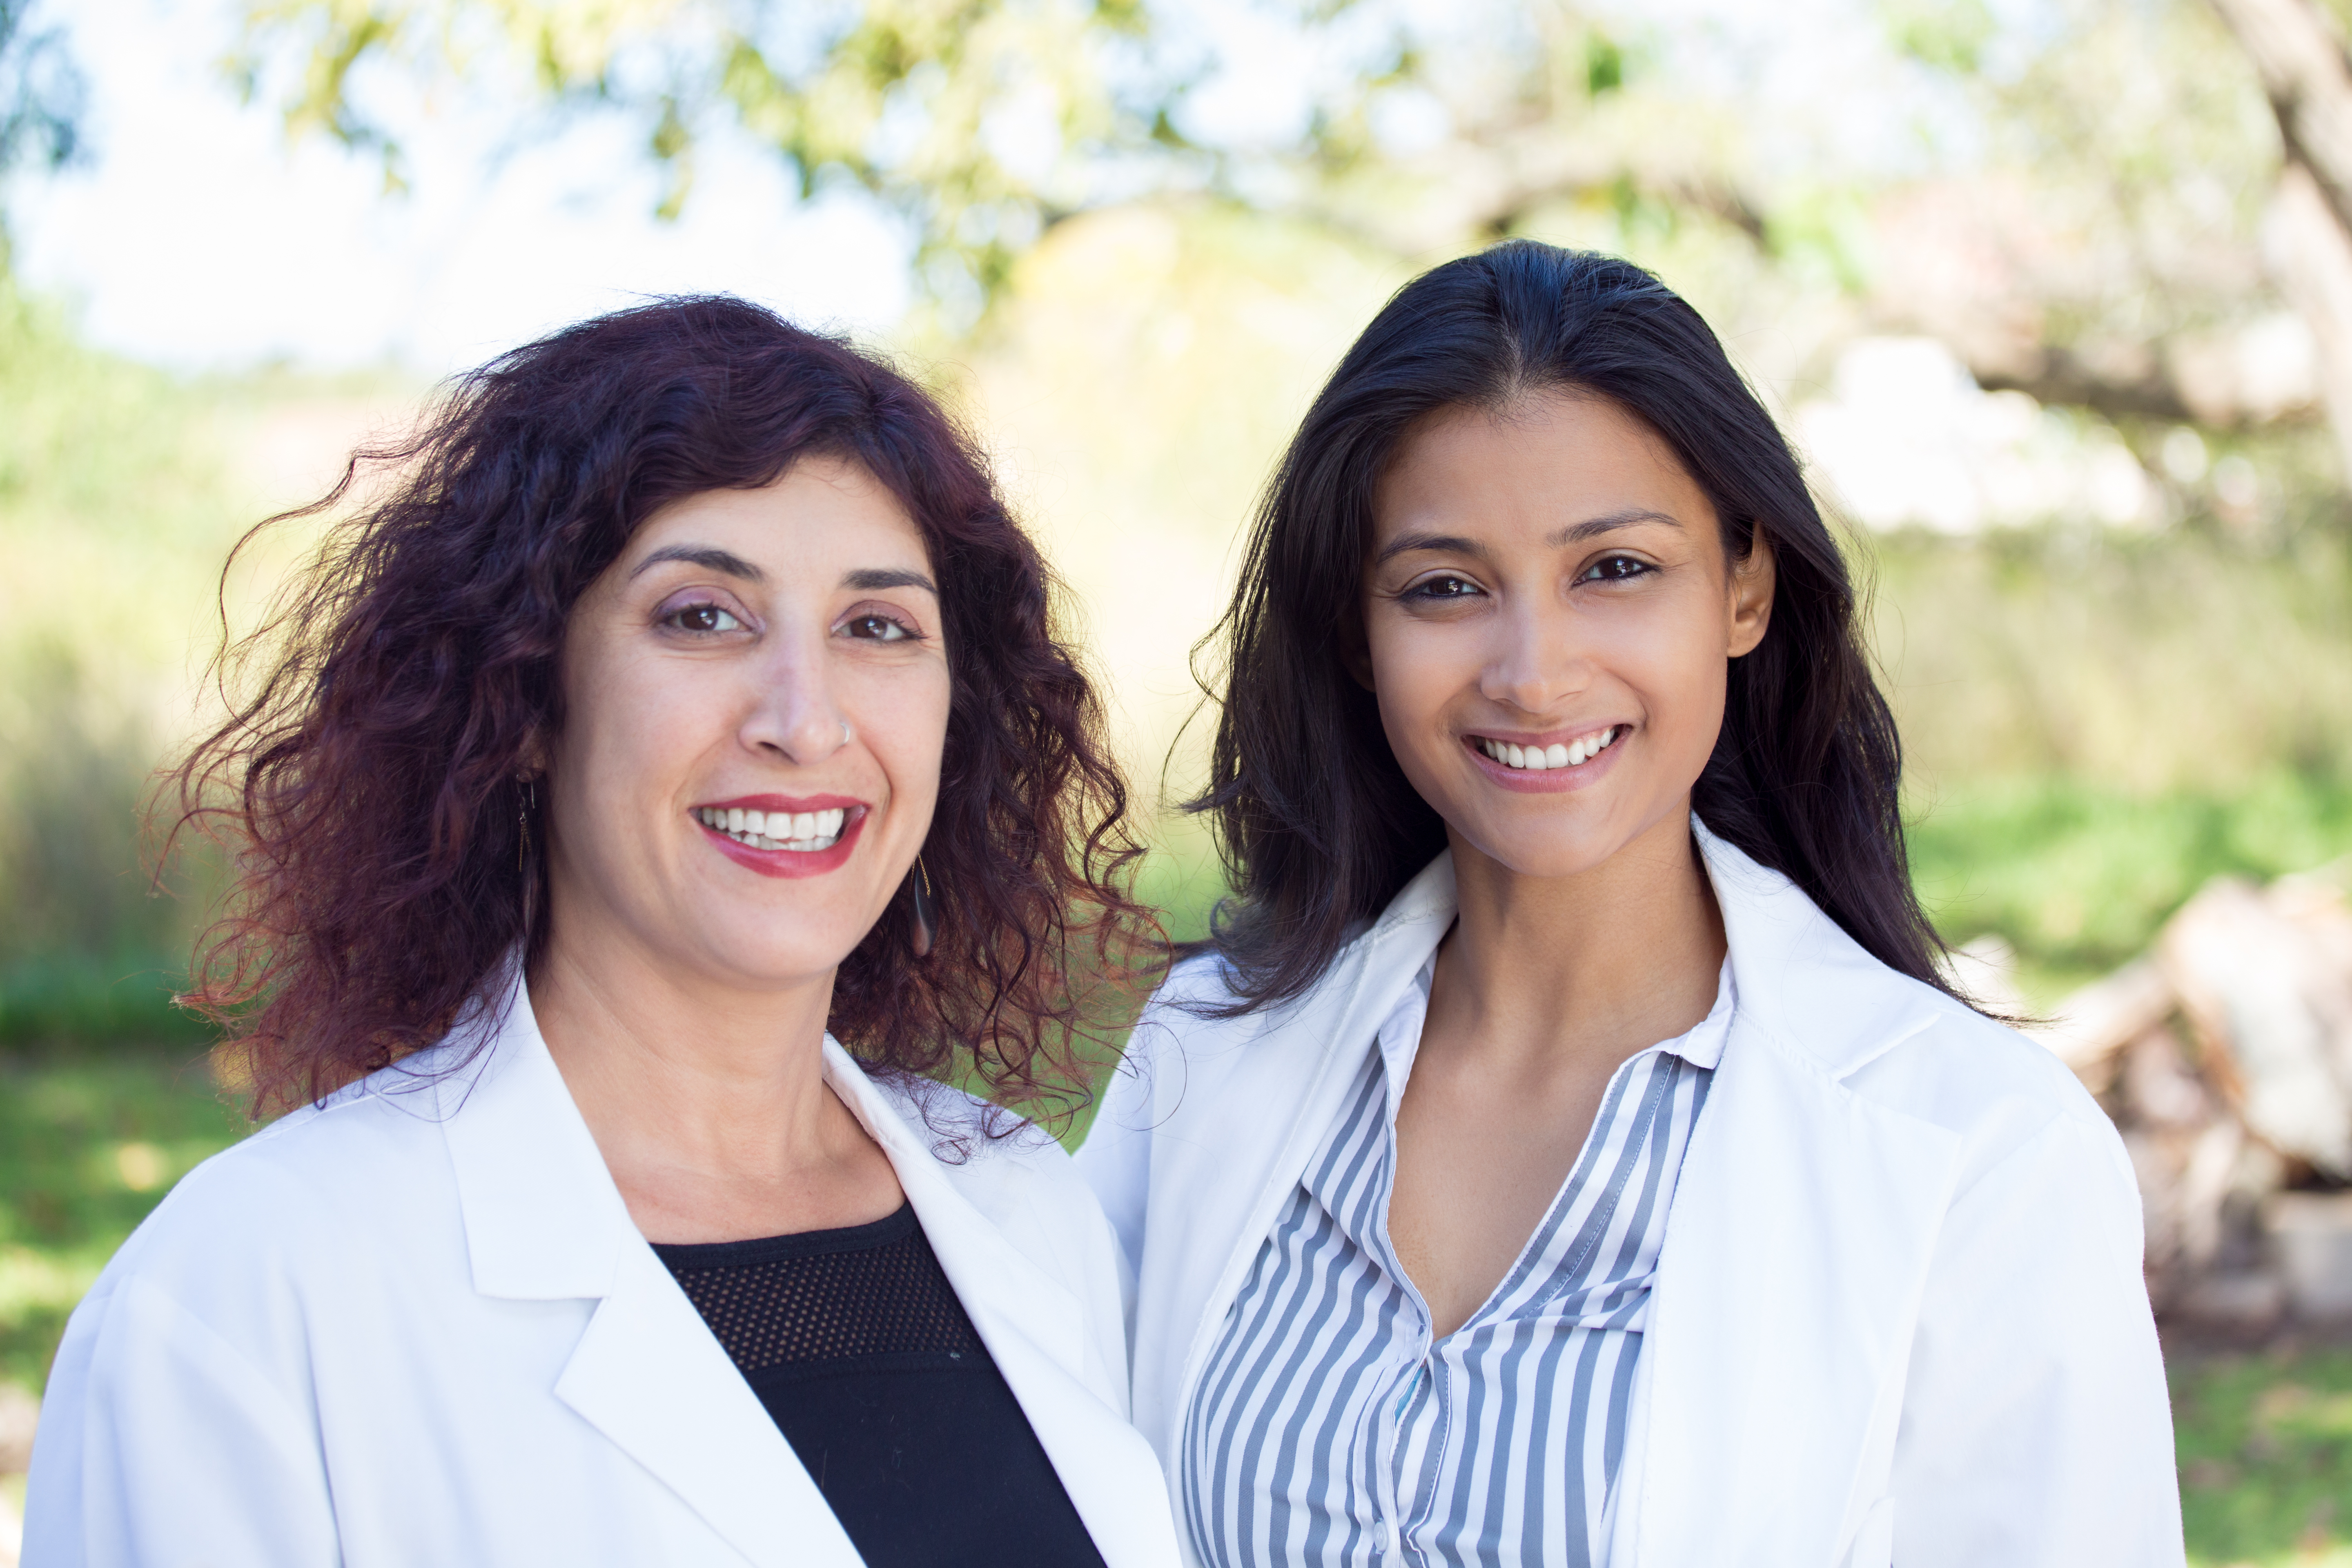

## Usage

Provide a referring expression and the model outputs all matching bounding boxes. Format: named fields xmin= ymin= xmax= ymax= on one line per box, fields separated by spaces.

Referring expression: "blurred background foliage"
xmin=5 ymin=0 xmax=2352 ymax=1554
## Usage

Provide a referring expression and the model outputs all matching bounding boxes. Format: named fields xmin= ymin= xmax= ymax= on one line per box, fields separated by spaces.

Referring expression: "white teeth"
xmin=697 ymin=804 xmax=851 ymax=852
xmin=1478 ymin=728 xmax=1620 ymax=771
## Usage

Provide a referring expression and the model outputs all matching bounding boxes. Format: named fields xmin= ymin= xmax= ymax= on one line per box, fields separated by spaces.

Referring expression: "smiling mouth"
xmin=693 ymin=804 xmax=851 ymax=852
xmin=1470 ymin=725 xmax=1623 ymax=772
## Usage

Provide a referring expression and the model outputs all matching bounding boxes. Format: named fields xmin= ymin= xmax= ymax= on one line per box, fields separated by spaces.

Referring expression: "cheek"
xmin=1613 ymin=601 xmax=1730 ymax=756
xmin=557 ymin=639 xmax=723 ymax=814
xmin=1362 ymin=617 xmax=1490 ymax=823
xmin=1364 ymin=613 xmax=1467 ymax=743
xmin=849 ymin=660 xmax=953 ymax=807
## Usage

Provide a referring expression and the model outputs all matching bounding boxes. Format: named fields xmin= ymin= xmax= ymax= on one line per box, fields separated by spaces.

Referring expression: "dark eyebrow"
xmin=628 ymin=544 xmax=764 ymax=583
xmin=1373 ymin=531 xmax=1491 ymax=566
xmin=1546 ymin=508 xmax=1683 ymax=546
xmin=1375 ymin=509 xmax=1683 ymax=566
xmin=626 ymin=550 xmax=937 ymax=597
xmin=843 ymin=567 xmax=938 ymax=595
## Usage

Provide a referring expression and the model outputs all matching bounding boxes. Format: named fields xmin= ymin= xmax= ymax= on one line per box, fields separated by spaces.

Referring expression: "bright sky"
xmin=9 ymin=0 xmax=1912 ymax=379
xmin=11 ymin=0 xmax=915 ymax=375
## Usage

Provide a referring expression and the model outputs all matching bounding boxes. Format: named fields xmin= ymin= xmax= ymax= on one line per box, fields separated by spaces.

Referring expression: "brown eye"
xmin=843 ymin=613 xmax=912 ymax=642
xmin=663 ymin=602 xmax=742 ymax=633
xmin=1404 ymin=574 xmax=1483 ymax=601
xmin=1580 ymin=555 xmax=1653 ymax=583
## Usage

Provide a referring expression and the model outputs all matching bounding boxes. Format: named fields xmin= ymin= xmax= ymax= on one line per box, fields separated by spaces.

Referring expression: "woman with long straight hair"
xmin=1077 ymin=242 xmax=2180 ymax=1568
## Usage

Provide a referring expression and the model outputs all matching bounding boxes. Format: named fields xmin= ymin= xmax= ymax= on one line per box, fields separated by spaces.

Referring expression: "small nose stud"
xmin=841 ymin=721 xmax=853 ymax=747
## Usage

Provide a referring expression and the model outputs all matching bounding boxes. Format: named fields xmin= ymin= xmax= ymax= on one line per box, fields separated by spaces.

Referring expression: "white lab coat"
xmin=25 ymin=972 xmax=1182 ymax=1568
xmin=1076 ymin=823 xmax=2185 ymax=1568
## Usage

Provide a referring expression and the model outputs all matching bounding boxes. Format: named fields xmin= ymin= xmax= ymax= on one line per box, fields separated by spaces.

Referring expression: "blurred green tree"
xmin=229 ymin=0 xmax=1780 ymax=331
xmin=234 ymin=0 xmax=1175 ymax=326
xmin=0 ymin=0 xmax=85 ymax=262
xmin=231 ymin=0 xmax=2352 ymax=455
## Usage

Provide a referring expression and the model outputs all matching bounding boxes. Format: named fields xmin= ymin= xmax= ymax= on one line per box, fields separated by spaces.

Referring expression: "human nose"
xmin=741 ymin=626 xmax=853 ymax=766
xmin=1479 ymin=598 xmax=1591 ymax=715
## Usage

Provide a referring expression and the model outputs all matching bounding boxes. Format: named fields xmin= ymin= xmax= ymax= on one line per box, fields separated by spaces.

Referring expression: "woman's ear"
xmin=1726 ymin=526 xmax=1777 ymax=658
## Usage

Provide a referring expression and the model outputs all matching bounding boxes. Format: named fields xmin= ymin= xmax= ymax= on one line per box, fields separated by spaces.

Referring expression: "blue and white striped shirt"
xmin=1181 ymin=957 xmax=1731 ymax=1568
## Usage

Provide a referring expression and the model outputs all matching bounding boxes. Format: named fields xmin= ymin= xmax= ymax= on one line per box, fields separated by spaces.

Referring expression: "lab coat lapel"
xmin=554 ymin=1247 xmax=864 ymax=1568
xmin=1146 ymin=855 xmax=1460 ymax=1448
xmin=1605 ymin=826 xmax=1966 ymax=1566
xmin=437 ymin=978 xmax=864 ymax=1568
xmin=822 ymin=1047 xmax=1175 ymax=1568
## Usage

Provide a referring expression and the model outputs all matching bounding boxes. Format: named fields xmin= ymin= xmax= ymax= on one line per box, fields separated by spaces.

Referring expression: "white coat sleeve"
xmin=1891 ymin=1107 xmax=2185 ymax=1567
xmin=23 ymin=1274 xmax=339 ymax=1567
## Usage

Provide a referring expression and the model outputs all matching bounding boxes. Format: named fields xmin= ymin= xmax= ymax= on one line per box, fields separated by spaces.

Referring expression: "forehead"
xmin=1374 ymin=393 xmax=1712 ymax=537
xmin=626 ymin=456 xmax=931 ymax=567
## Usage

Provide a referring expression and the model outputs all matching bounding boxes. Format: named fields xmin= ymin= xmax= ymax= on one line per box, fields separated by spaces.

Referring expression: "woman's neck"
xmin=526 ymin=914 xmax=903 ymax=1244
xmin=1435 ymin=802 xmax=1726 ymax=1075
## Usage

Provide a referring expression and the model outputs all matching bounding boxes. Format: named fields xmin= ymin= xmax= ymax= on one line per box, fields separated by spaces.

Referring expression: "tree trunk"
xmin=2207 ymin=0 xmax=2352 ymax=478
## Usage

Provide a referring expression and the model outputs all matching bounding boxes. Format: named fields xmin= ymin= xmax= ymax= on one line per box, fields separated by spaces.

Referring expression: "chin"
xmin=1453 ymin=822 xmax=1624 ymax=882
xmin=679 ymin=921 xmax=862 ymax=991
xmin=1439 ymin=808 xmax=1646 ymax=884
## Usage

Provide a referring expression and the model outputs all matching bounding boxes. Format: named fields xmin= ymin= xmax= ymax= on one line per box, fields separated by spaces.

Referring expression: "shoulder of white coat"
xmin=1837 ymin=976 xmax=2123 ymax=1185
xmin=867 ymin=1071 xmax=1092 ymax=1216
xmin=1129 ymin=949 xmax=1250 ymax=1035
xmin=1111 ymin=941 xmax=1339 ymax=1084
xmin=76 ymin=1060 xmax=461 ymax=1311
xmin=865 ymin=1071 xmax=1124 ymax=1315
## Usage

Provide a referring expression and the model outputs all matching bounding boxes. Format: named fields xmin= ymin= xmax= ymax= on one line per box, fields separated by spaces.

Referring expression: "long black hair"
xmin=1187 ymin=240 xmax=1956 ymax=1010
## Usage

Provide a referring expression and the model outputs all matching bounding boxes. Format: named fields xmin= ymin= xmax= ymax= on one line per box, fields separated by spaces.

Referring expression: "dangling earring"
xmin=907 ymin=855 xmax=938 ymax=958
xmin=517 ymin=777 xmax=539 ymax=935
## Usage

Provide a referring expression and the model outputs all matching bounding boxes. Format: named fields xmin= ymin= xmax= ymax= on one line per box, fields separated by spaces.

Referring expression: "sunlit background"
xmin=4 ymin=0 xmax=2352 ymax=1559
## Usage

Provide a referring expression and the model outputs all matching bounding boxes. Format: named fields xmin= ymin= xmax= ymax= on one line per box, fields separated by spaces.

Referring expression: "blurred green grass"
xmin=1909 ymin=770 xmax=2352 ymax=1003
xmin=2176 ymin=1346 xmax=2352 ymax=1566
xmin=0 ymin=1052 xmax=242 ymax=1392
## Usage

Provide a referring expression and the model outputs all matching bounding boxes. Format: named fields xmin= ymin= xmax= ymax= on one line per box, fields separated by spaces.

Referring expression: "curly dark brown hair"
xmin=168 ymin=296 xmax=1158 ymax=1119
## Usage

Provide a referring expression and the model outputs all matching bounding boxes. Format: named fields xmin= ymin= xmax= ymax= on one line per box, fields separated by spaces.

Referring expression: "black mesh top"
xmin=654 ymin=1203 xmax=1107 ymax=1568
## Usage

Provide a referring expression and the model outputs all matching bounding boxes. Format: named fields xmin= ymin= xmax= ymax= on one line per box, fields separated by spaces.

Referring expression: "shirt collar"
xmin=1370 ymin=947 xmax=1736 ymax=1101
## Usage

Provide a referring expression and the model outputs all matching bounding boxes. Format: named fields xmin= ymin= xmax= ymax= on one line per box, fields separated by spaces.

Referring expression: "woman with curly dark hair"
xmin=25 ymin=297 xmax=1180 ymax=1568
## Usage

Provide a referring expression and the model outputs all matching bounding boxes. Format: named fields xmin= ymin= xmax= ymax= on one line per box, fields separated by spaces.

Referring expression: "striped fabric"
xmin=1180 ymin=958 xmax=1731 ymax=1568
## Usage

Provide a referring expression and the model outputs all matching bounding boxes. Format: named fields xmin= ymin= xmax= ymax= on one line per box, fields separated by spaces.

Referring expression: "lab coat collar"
xmin=428 ymin=968 xmax=1152 ymax=1568
xmin=1356 ymin=818 xmax=1950 ymax=1087
xmin=430 ymin=969 xmax=863 ymax=1568
xmin=823 ymin=1050 xmax=1180 ymax=1568
xmin=1692 ymin=816 xmax=1950 ymax=1079
xmin=428 ymin=973 xmax=629 ymax=1302
xmin=1614 ymin=822 xmax=1966 ymax=1565
xmin=819 ymin=1041 xmax=1089 ymax=1389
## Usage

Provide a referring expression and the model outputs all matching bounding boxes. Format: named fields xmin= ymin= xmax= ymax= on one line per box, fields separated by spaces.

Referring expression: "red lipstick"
xmin=692 ymin=795 xmax=868 ymax=880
